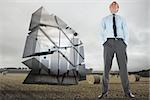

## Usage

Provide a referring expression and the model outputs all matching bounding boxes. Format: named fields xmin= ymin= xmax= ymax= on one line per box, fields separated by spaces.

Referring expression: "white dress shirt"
xmin=100 ymin=14 xmax=129 ymax=45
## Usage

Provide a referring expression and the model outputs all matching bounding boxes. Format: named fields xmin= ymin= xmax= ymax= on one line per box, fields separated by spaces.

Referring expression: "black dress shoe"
xmin=98 ymin=92 xmax=108 ymax=99
xmin=125 ymin=92 xmax=135 ymax=98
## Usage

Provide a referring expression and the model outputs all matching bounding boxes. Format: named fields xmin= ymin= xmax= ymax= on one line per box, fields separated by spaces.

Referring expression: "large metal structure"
xmin=22 ymin=7 xmax=87 ymax=85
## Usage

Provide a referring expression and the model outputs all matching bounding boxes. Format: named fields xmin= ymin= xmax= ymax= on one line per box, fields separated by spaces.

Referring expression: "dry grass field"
xmin=0 ymin=73 xmax=149 ymax=100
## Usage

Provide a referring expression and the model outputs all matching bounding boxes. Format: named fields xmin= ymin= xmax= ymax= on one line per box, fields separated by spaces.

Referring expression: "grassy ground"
xmin=0 ymin=73 xmax=149 ymax=100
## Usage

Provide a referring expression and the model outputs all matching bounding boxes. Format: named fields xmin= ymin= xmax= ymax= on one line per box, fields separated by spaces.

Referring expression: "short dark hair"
xmin=110 ymin=1 xmax=119 ymax=8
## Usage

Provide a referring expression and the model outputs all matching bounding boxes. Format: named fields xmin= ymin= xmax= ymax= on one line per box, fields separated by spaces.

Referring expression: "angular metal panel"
xmin=59 ymin=31 xmax=73 ymax=47
xmin=50 ymin=51 xmax=59 ymax=75
xmin=78 ymin=46 xmax=84 ymax=64
xmin=22 ymin=58 xmax=40 ymax=70
xmin=61 ymin=76 xmax=78 ymax=85
xmin=29 ymin=7 xmax=42 ymax=30
xmin=23 ymin=29 xmax=56 ymax=58
xmin=23 ymin=71 xmax=59 ymax=84
xmin=22 ymin=57 xmax=49 ymax=74
xmin=61 ymin=69 xmax=78 ymax=84
xmin=29 ymin=7 xmax=67 ymax=31
xmin=29 ymin=7 xmax=52 ymax=30
xmin=55 ymin=15 xmax=67 ymax=28
xmin=59 ymin=54 xmax=68 ymax=75
xmin=41 ymin=59 xmax=49 ymax=69
xmin=40 ymin=26 xmax=60 ymax=46
xmin=22 ymin=31 xmax=37 ymax=58
xmin=68 ymin=47 xmax=78 ymax=70
xmin=77 ymin=64 xmax=86 ymax=80
xmin=34 ymin=29 xmax=55 ymax=54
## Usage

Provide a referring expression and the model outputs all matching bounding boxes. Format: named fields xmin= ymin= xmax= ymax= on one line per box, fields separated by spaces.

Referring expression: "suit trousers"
xmin=102 ymin=38 xmax=131 ymax=94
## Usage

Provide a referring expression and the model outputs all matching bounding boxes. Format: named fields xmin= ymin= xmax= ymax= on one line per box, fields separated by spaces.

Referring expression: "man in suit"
xmin=98 ymin=1 xmax=135 ymax=99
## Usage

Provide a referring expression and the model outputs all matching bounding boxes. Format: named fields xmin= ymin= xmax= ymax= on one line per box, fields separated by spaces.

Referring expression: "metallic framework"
xmin=22 ymin=7 xmax=87 ymax=85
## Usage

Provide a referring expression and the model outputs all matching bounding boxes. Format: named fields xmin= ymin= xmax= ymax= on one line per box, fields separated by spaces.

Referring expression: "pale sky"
xmin=0 ymin=0 xmax=149 ymax=71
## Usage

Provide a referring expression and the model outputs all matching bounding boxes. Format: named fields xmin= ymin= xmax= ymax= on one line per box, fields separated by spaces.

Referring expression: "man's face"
xmin=109 ymin=3 xmax=119 ymax=14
